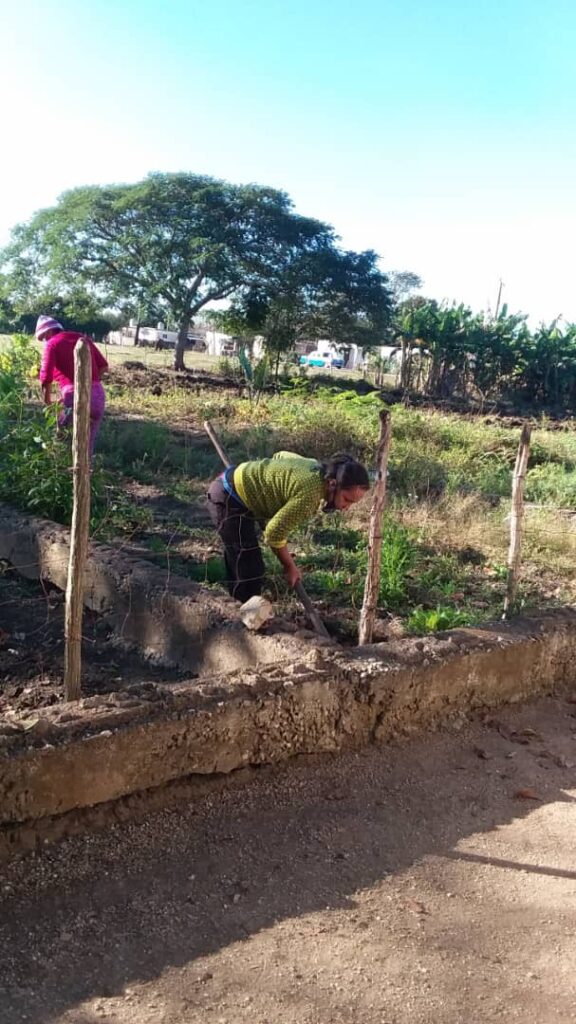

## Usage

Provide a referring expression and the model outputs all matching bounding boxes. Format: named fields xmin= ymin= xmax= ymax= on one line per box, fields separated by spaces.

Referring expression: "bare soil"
xmin=0 ymin=566 xmax=190 ymax=717
xmin=110 ymin=363 xmax=246 ymax=397
xmin=110 ymin=361 xmax=576 ymax=425
xmin=1 ymin=695 xmax=575 ymax=1024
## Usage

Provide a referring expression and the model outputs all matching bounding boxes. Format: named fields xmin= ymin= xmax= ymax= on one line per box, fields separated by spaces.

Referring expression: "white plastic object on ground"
xmin=239 ymin=595 xmax=274 ymax=631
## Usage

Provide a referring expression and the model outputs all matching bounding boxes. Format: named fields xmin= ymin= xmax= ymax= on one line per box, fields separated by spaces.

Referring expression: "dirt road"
xmin=1 ymin=695 xmax=575 ymax=1024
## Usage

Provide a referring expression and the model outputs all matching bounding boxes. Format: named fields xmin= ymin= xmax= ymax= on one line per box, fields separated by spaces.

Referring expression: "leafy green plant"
xmin=377 ymin=520 xmax=417 ymax=608
xmin=305 ymin=569 xmax=350 ymax=597
xmin=0 ymin=333 xmax=40 ymax=390
xmin=347 ymin=519 xmax=417 ymax=611
xmin=488 ymin=562 xmax=508 ymax=580
xmin=238 ymin=346 xmax=270 ymax=404
xmin=98 ymin=419 xmax=173 ymax=473
xmin=415 ymin=553 xmax=464 ymax=595
xmin=309 ymin=523 xmax=364 ymax=550
xmin=217 ymin=355 xmax=240 ymax=379
xmin=406 ymin=605 xmax=477 ymax=635
xmin=0 ymin=336 xmax=77 ymax=522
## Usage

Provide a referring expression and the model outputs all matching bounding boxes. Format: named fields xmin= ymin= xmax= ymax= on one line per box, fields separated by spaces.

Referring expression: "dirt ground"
xmin=0 ymin=566 xmax=190 ymax=716
xmin=1 ymin=695 xmax=575 ymax=1024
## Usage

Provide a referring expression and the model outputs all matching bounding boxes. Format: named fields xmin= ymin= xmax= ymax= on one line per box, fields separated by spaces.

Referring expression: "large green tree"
xmin=1 ymin=172 xmax=339 ymax=370
xmin=211 ymin=246 xmax=392 ymax=375
xmin=387 ymin=270 xmax=423 ymax=304
xmin=0 ymin=273 xmax=116 ymax=340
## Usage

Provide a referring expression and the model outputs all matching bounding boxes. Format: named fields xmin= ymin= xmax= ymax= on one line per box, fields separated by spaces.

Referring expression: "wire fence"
xmin=2 ymin=416 xmax=576 ymax=664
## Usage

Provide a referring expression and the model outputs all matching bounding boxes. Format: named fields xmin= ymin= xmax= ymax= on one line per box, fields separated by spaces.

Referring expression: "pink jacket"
xmin=39 ymin=332 xmax=108 ymax=391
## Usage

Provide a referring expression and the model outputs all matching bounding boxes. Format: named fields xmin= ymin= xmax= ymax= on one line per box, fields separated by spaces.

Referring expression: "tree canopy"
xmin=215 ymin=246 xmax=392 ymax=371
xmin=1 ymin=172 xmax=391 ymax=369
xmin=389 ymin=297 xmax=576 ymax=409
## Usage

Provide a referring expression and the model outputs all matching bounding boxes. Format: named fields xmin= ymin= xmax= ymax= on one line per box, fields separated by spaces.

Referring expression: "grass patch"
xmin=3 ymin=335 xmax=576 ymax=632
xmin=120 ymin=387 xmax=576 ymax=629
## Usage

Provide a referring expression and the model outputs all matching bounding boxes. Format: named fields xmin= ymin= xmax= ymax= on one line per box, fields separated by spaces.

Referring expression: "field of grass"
xmin=99 ymin=370 xmax=576 ymax=637
xmin=1 ymin=334 xmax=374 ymax=382
xmin=0 ymin=335 xmax=224 ymax=373
xmin=2 ymin=333 xmax=576 ymax=638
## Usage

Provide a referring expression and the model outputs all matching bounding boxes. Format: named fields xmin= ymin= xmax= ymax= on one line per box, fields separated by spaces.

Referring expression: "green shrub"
xmin=0 ymin=335 xmax=76 ymax=522
xmin=0 ymin=335 xmax=151 ymax=537
xmin=349 ymin=519 xmax=417 ymax=610
xmin=1 ymin=404 xmax=76 ymax=522
xmin=0 ymin=333 xmax=40 ymax=394
xmin=525 ymin=462 xmax=576 ymax=508
xmin=306 ymin=569 xmax=350 ymax=597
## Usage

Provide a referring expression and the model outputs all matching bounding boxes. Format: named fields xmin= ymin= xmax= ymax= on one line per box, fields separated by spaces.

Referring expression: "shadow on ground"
xmin=1 ymin=695 xmax=575 ymax=1023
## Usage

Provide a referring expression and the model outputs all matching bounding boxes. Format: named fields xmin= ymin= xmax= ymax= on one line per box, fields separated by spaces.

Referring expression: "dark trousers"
xmin=207 ymin=476 xmax=265 ymax=603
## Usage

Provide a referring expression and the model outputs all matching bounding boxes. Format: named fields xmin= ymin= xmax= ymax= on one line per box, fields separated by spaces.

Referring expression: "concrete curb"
xmin=0 ymin=504 xmax=302 ymax=673
xmin=1 ymin=610 xmax=575 ymax=849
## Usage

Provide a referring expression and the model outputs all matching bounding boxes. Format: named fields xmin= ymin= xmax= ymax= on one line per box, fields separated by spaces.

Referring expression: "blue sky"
xmin=2 ymin=0 xmax=575 ymax=323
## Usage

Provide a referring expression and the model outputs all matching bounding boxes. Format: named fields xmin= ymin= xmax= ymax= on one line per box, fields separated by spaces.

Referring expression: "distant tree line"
xmin=1 ymin=171 xmax=575 ymax=409
xmin=391 ymin=297 xmax=576 ymax=410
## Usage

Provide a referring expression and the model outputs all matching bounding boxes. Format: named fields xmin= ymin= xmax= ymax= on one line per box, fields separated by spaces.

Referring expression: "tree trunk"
xmin=400 ymin=337 xmax=409 ymax=389
xmin=428 ymin=351 xmax=442 ymax=395
xmin=134 ymin=321 xmax=140 ymax=347
xmin=174 ymin=318 xmax=189 ymax=371
xmin=416 ymin=355 xmax=423 ymax=392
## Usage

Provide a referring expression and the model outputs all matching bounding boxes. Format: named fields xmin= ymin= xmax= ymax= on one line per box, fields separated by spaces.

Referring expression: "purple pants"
xmin=59 ymin=382 xmax=106 ymax=458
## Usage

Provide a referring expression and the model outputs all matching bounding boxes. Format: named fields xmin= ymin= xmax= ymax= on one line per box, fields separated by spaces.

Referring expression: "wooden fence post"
xmin=503 ymin=421 xmax=531 ymax=619
xmin=64 ymin=340 xmax=92 ymax=700
xmin=358 ymin=409 xmax=392 ymax=645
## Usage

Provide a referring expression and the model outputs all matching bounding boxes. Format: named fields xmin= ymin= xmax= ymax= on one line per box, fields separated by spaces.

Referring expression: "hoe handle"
xmin=203 ymin=420 xmax=332 ymax=641
xmin=294 ymin=582 xmax=332 ymax=641
xmin=204 ymin=419 xmax=231 ymax=467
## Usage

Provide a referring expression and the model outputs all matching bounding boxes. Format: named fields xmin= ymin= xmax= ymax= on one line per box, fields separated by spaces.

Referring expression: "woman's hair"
xmin=322 ymin=453 xmax=370 ymax=490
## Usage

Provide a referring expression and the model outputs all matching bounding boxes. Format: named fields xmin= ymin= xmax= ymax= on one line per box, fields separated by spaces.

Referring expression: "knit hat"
xmin=35 ymin=315 xmax=63 ymax=340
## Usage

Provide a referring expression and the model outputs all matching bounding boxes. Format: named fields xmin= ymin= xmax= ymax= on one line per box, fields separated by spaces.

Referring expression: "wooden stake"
xmin=64 ymin=340 xmax=92 ymax=700
xmin=503 ymin=422 xmax=531 ymax=619
xmin=358 ymin=409 xmax=392 ymax=645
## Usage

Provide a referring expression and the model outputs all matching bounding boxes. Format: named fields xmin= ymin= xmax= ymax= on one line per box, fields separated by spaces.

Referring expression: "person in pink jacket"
xmin=36 ymin=315 xmax=108 ymax=457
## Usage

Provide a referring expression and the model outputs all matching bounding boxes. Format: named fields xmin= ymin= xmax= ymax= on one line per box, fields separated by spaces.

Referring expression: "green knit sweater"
xmin=234 ymin=451 xmax=325 ymax=548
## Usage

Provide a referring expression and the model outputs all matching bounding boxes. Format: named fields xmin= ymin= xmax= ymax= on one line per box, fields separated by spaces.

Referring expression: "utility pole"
xmin=494 ymin=279 xmax=504 ymax=319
